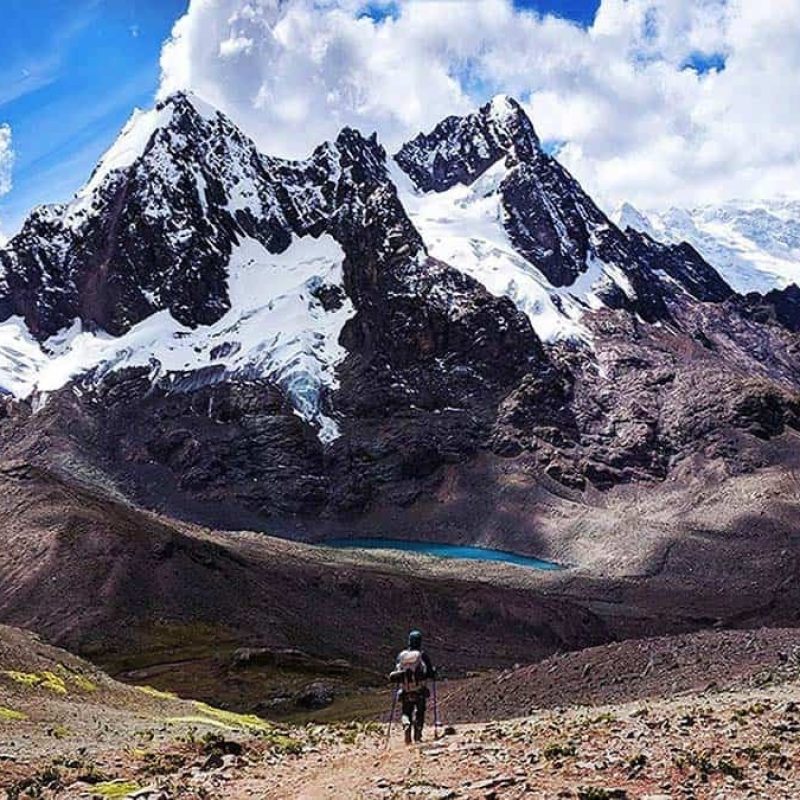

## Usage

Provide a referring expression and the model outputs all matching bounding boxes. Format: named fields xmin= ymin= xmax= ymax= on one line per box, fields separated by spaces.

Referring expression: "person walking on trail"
xmin=390 ymin=629 xmax=436 ymax=744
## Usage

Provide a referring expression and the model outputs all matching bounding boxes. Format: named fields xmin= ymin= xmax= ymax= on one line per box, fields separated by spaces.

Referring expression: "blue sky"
xmin=0 ymin=0 xmax=600 ymax=236
xmin=0 ymin=0 xmax=186 ymax=234
xmin=518 ymin=0 xmax=598 ymax=25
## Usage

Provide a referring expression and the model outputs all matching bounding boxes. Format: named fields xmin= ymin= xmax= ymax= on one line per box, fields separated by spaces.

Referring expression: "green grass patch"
xmin=165 ymin=702 xmax=273 ymax=734
xmin=0 ymin=705 xmax=27 ymax=721
xmin=191 ymin=702 xmax=271 ymax=731
xmin=91 ymin=780 xmax=141 ymax=797
xmin=3 ymin=670 xmax=41 ymax=688
xmin=137 ymin=685 xmax=179 ymax=701
xmin=266 ymin=733 xmax=303 ymax=755
xmin=165 ymin=701 xmax=281 ymax=742
xmin=2 ymin=670 xmax=67 ymax=693
xmin=69 ymin=673 xmax=98 ymax=692
xmin=40 ymin=670 xmax=67 ymax=693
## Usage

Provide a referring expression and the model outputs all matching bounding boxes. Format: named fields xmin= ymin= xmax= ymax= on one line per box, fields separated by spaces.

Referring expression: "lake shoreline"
xmin=321 ymin=537 xmax=563 ymax=571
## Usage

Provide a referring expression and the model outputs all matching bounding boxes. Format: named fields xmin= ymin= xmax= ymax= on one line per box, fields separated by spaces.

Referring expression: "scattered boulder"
xmin=295 ymin=683 xmax=335 ymax=710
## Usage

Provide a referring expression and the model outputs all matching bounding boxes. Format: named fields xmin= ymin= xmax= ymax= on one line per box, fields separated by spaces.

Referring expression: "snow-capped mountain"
xmin=394 ymin=96 xmax=731 ymax=343
xmin=0 ymin=92 xmax=732 ymax=439
xmin=0 ymin=94 xmax=362 ymax=437
xmin=0 ymin=92 xmax=535 ymax=440
xmin=614 ymin=200 xmax=800 ymax=296
xmin=1 ymin=91 xmax=799 ymax=522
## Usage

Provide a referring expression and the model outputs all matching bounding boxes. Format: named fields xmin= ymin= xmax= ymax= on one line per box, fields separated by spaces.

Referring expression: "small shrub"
xmin=267 ymin=733 xmax=303 ymax=755
xmin=0 ymin=705 xmax=27 ymax=722
xmin=578 ymin=789 xmax=628 ymax=800
xmin=628 ymin=753 xmax=647 ymax=773
xmin=543 ymin=741 xmax=577 ymax=760
xmin=578 ymin=786 xmax=628 ymax=800
xmin=47 ymin=724 xmax=70 ymax=739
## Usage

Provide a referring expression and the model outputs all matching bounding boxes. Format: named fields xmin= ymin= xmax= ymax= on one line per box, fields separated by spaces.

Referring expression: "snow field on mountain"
xmin=395 ymin=158 xmax=630 ymax=344
xmin=616 ymin=201 xmax=800 ymax=295
xmin=0 ymin=235 xmax=352 ymax=441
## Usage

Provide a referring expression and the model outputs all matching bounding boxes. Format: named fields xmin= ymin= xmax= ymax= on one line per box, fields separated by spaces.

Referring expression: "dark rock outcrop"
xmin=395 ymin=95 xmax=540 ymax=193
xmin=742 ymin=283 xmax=800 ymax=332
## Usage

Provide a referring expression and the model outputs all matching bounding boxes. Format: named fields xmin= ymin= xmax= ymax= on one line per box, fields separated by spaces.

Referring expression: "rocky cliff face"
xmin=0 ymin=92 xmax=799 ymax=524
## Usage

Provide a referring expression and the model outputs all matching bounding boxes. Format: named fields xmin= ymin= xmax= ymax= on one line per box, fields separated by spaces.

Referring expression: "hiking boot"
xmin=414 ymin=728 xmax=423 ymax=742
xmin=404 ymin=726 xmax=412 ymax=745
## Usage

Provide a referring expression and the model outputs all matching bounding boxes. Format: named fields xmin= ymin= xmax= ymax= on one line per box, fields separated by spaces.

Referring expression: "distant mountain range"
xmin=614 ymin=199 xmax=800 ymax=296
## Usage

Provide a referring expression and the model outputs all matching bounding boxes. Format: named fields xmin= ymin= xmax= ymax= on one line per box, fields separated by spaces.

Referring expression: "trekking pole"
xmin=385 ymin=688 xmax=398 ymax=749
xmin=432 ymin=677 xmax=441 ymax=740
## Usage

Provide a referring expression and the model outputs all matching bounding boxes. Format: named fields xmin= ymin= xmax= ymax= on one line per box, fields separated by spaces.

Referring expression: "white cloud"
xmin=0 ymin=123 xmax=14 ymax=244
xmin=0 ymin=124 xmax=13 ymax=197
xmin=158 ymin=0 xmax=800 ymax=211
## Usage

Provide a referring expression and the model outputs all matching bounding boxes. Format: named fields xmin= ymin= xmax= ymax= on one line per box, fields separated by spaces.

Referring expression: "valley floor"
xmin=5 ymin=626 xmax=800 ymax=798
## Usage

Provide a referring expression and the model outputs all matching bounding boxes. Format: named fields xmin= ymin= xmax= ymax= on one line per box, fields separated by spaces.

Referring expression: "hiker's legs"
xmin=413 ymin=695 xmax=426 ymax=742
xmin=401 ymin=696 xmax=415 ymax=745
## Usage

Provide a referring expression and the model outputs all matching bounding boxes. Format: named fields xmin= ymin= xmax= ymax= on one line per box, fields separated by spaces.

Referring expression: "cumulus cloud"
xmin=158 ymin=0 xmax=800 ymax=211
xmin=0 ymin=123 xmax=14 ymax=244
xmin=0 ymin=124 xmax=13 ymax=197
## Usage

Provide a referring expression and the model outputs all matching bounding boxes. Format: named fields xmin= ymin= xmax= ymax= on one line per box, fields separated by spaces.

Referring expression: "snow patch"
xmin=487 ymin=94 xmax=518 ymax=130
xmin=395 ymin=158 xmax=626 ymax=344
xmin=76 ymin=105 xmax=173 ymax=206
xmin=0 ymin=235 xmax=352 ymax=442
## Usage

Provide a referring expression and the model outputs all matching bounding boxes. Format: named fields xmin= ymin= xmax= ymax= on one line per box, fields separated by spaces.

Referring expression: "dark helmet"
xmin=408 ymin=629 xmax=423 ymax=649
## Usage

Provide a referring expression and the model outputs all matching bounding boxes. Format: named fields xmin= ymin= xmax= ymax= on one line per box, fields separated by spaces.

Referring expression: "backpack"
xmin=398 ymin=649 xmax=427 ymax=692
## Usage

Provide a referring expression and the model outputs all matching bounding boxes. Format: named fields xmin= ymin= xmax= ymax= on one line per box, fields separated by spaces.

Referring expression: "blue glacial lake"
xmin=324 ymin=538 xmax=562 ymax=571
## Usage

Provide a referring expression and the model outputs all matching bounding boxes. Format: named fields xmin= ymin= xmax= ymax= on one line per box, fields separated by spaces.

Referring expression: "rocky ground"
xmin=227 ymin=681 xmax=800 ymax=799
xmin=440 ymin=628 xmax=800 ymax=722
xmin=5 ymin=626 xmax=800 ymax=798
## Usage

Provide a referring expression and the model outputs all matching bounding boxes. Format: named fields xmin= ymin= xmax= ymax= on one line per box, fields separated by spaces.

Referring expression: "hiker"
xmin=389 ymin=629 xmax=436 ymax=744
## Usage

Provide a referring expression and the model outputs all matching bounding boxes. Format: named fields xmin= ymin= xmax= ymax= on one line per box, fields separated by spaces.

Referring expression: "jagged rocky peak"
xmin=394 ymin=94 xmax=540 ymax=193
xmin=0 ymin=92 xmax=426 ymax=342
xmin=394 ymin=94 xmax=616 ymax=289
xmin=0 ymin=90 xmax=298 ymax=338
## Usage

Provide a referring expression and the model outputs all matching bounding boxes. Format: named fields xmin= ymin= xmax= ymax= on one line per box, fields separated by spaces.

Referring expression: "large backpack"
xmin=398 ymin=649 xmax=427 ymax=692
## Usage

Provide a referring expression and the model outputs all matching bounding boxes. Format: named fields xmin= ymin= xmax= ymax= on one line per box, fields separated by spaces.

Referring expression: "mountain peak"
xmin=484 ymin=94 xmax=540 ymax=154
xmin=394 ymin=95 xmax=540 ymax=193
xmin=156 ymin=89 xmax=218 ymax=119
xmin=74 ymin=91 xmax=222 ymax=205
xmin=612 ymin=202 xmax=656 ymax=237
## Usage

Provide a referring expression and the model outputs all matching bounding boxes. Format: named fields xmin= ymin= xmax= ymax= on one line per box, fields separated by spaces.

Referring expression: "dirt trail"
xmin=201 ymin=677 xmax=800 ymax=799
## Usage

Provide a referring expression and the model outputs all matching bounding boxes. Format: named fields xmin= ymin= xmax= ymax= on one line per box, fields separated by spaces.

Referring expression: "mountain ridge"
xmin=614 ymin=198 xmax=800 ymax=295
xmin=0 ymin=90 xmax=799 ymax=519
